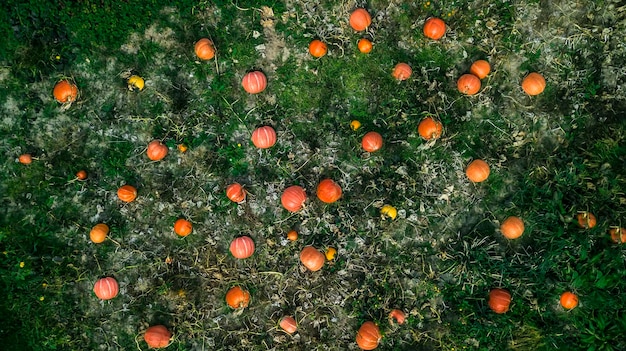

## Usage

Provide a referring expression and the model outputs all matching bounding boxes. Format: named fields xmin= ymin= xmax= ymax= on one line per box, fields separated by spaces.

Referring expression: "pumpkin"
xmin=309 ymin=39 xmax=327 ymax=58
xmin=144 ymin=325 xmax=172 ymax=349
xmin=174 ymin=218 xmax=193 ymax=237
xmin=358 ymin=38 xmax=373 ymax=53
xmin=53 ymin=80 xmax=78 ymax=103
xmin=362 ymin=131 xmax=383 ymax=152
xmin=280 ymin=316 xmax=298 ymax=334
xmin=423 ymin=17 xmax=446 ymax=40
xmin=488 ymin=288 xmax=511 ymax=314
xmin=251 ymin=126 xmax=277 ymax=149
xmin=93 ymin=277 xmax=119 ymax=300
xmin=287 ymin=230 xmax=298 ymax=241
xmin=127 ymin=75 xmax=144 ymax=91
xmin=146 ymin=140 xmax=168 ymax=161
xmin=230 ymin=236 xmax=255 ymax=259
xmin=457 ymin=74 xmax=481 ymax=95
xmin=500 ymin=216 xmax=525 ymax=239
xmin=242 ymin=71 xmax=267 ymax=94
xmin=349 ymin=8 xmax=371 ymax=31
xmin=76 ymin=170 xmax=87 ymax=180
xmin=609 ymin=227 xmax=626 ymax=244
xmin=560 ymin=291 xmax=578 ymax=309
xmin=177 ymin=144 xmax=188 ymax=153
xmin=465 ymin=159 xmax=490 ymax=183
xmin=381 ymin=204 xmax=397 ymax=220
xmin=226 ymin=183 xmax=246 ymax=203
xmin=577 ymin=212 xmax=596 ymax=229
xmin=90 ymin=223 xmax=109 ymax=244
xmin=325 ymin=247 xmax=337 ymax=261
xmin=392 ymin=63 xmax=412 ymax=81
xmin=300 ymin=246 xmax=325 ymax=271
xmin=281 ymin=185 xmax=307 ymax=212
xmin=470 ymin=60 xmax=491 ymax=79
xmin=521 ymin=72 xmax=546 ymax=96
xmin=317 ymin=178 xmax=342 ymax=203
xmin=225 ymin=286 xmax=250 ymax=309
xmin=350 ymin=120 xmax=362 ymax=131
xmin=356 ymin=321 xmax=381 ymax=350
xmin=418 ymin=117 xmax=443 ymax=140
xmin=194 ymin=38 xmax=215 ymax=60
xmin=117 ymin=184 xmax=137 ymax=203
xmin=388 ymin=309 xmax=406 ymax=325
xmin=18 ymin=154 xmax=32 ymax=164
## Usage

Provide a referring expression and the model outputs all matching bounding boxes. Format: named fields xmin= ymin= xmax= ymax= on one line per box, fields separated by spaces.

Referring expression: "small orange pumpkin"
xmin=423 ymin=17 xmax=446 ymax=40
xmin=317 ymin=178 xmax=342 ymax=204
xmin=609 ymin=227 xmax=626 ymax=244
xmin=521 ymin=72 xmax=546 ymax=96
xmin=470 ymin=60 xmax=491 ymax=79
xmin=465 ymin=159 xmax=490 ymax=183
xmin=226 ymin=183 xmax=246 ymax=203
xmin=117 ymin=184 xmax=137 ymax=203
xmin=287 ymin=230 xmax=298 ymax=241
xmin=309 ymin=39 xmax=327 ymax=58
xmin=356 ymin=321 xmax=381 ymax=350
xmin=174 ymin=219 xmax=193 ymax=237
xmin=560 ymin=291 xmax=578 ymax=310
xmin=194 ymin=38 xmax=215 ymax=60
xmin=488 ymin=288 xmax=511 ymax=314
xmin=457 ymin=74 xmax=481 ymax=95
xmin=146 ymin=140 xmax=168 ymax=161
xmin=576 ymin=212 xmax=596 ymax=229
xmin=281 ymin=185 xmax=307 ymax=212
xmin=90 ymin=223 xmax=109 ymax=243
xmin=500 ymin=216 xmax=525 ymax=239
xmin=388 ymin=309 xmax=406 ymax=325
xmin=242 ymin=71 xmax=267 ymax=94
xmin=300 ymin=246 xmax=325 ymax=271
xmin=225 ymin=286 xmax=250 ymax=309
xmin=357 ymin=38 xmax=373 ymax=53
xmin=53 ymin=80 xmax=78 ymax=103
xmin=280 ymin=316 xmax=298 ymax=334
xmin=76 ymin=170 xmax=87 ymax=180
xmin=362 ymin=131 xmax=383 ymax=152
xmin=349 ymin=8 xmax=371 ymax=31
xmin=230 ymin=236 xmax=255 ymax=259
xmin=251 ymin=126 xmax=277 ymax=149
xmin=93 ymin=277 xmax=119 ymax=300
xmin=392 ymin=63 xmax=412 ymax=81
xmin=18 ymin=154 xmax=32 ymax=164
xmin=418 ymin=117 xmax=443 ymax=140
xmin=144 ymin=325 xmax=172 ymax=349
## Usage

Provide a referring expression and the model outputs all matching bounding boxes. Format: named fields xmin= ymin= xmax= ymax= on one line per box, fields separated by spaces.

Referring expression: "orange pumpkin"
xmin=287 ymin=230 xmax=298 ymax=241
xmin=357 ymin=38 xmax=373 ymax=53
xmin=117 ymin=184 xmax=137 ymax=203
xmin=93 ymin=277 xmax=119 ymax=300
xmin=392 ymin=63 xmax=412 ymax=81
xmin=226 ymin=183 xmax=246 ymax=203
xmin=317 ymin=179 xmax=342 ymax=204
xmin=225 ymin=286 xmax=250 ymax=309
xmin=423 ymin=17 xmax=446 ymax=40
xmin=418 ymin=117 xmax=443 ymax=140
xmin=144 ymin=325 xmax=172 ymax=349
xmin=251 ymin=126 xmax=277 ymax=149
xmin=577 ymin=212 xmax=596 ymax=229
xmin=521 ymin=72 xmax=546 ymax=96
xmin=470 ymin=60 xmax=491 ymax=79
xmin=90 ymin=223 xmax=109 ymax=243
xmin=560 ymin=291 xmax=578 ymax=309
xmin=500 ymin=216 xmax=525 ymax=239
xmin=300 ymin=246 xmax=325 ymax=271
xmin=388 ymin=309 xmax=406 ymax=325
xmin=362 ymin=131 xmax=383 ymax=152
xmin=488 ymin=288 xmax=511 ymax=314
xmin=281 ymin=185 xmax=307 ymax=212
xmin=146 ymin=140 xmax=168 ymax=161
xmin=457 ymin=74 xmax=481 ymax=95
xmin=18 ymin=154 xmax=32 ymax=164
xmin=194 ymin=38 xmax=215 ymax=60
xmin=230 ymin=236 xmax=255 ymax=259
xmin=609 ymin=227 xmax=626 ymax=244
xmin=76 ymin=170 xmax=87 ymax=180
xmin=279 ymin=316 xmax=298 ymax=334
xmin=349 ymin=8 xmax=371 ymax=31
xmin=465 ymin=159 xmax=490 ymax=182
xmin=242 ymin=71 xmax=267 ymax=94
xmin=356 ymin=321 xmax=381 ymax=350
xmin=174 ymin=219 xmax=193 ymax=237
xmin=309 ymin=39 xmax=327 ymax=58
xmin=53 ymin=80 xmax=78 ymax=103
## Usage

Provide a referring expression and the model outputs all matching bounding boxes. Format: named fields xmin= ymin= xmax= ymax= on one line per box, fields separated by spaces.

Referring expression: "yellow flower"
xmin=39 ymin=296 xmax=45 ymax=301
xmin=350 ymin=120 xmax=361 ymax=131
xmin=325 ymin=247 xmax=337 ymax=261
xmin=177 ymin=144 xmax=188 ymax=153
xmin=19 ymin=261 xmax=25 ymax=268
xmin=42 ymin=283 xmax=48 ymax=288
xmin=55 ymin=55 xmax=60 ymax=60
xmin=381 ymin=205 xmax=397 ymax=220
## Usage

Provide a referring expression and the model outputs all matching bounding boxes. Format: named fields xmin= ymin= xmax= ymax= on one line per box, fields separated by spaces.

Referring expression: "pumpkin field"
xmin=1 ymin=0 xmax=626 ymax=350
